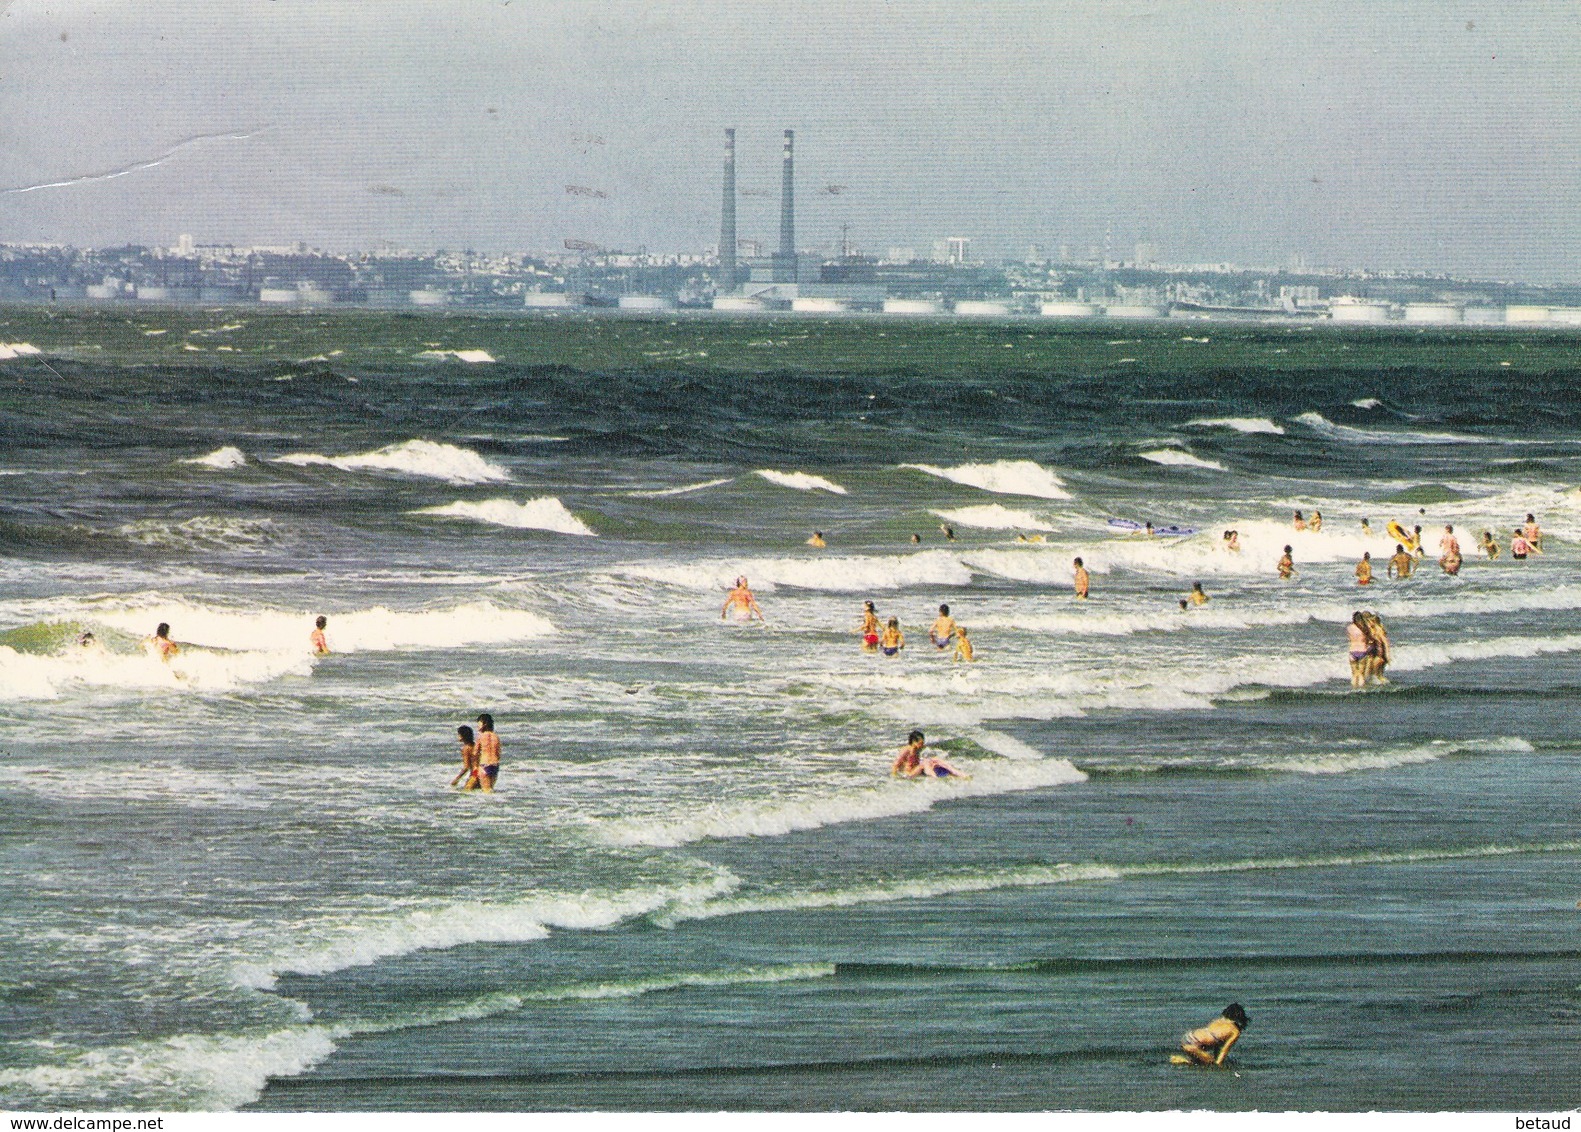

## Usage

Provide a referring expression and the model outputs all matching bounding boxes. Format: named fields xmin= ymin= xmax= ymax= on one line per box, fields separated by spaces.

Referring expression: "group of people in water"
xmin=857 ymin=600 xmax=976 ymax=661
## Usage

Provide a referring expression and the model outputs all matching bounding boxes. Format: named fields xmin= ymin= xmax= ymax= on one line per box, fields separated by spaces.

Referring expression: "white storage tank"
xmin=85 ymin=284 xmax=122 ymax=300
xmin=258 ymin=288 xmax=298 ymax=304
xmin=712 ymin=295 xmax=764 ymax=312
xmin=1041 ymin=301 xmax=1100 ymax=317
xmin=618 ymin=295 xmax=677 ymax=311
xmin=882 ymin=298 xmax=943 ymax=314
xmin=134 ymin=286 xmax=171 ymax=302
xmin=791 ymin=296 xmax=849 ymax=313
xmin=953 ymin=300 xmax=1012 ymax=316
xmin=1402 ymin=304 xmax=1463 ymax=324
xmin=1504 ymin=305 xmax=1552 ymax=324
xmin=524 ymin=292 xmax=578 ymax=309
xmin=1328 ymin=297 xmax=1391 ymax=323
xmin=409 ymin=290 xmax=448 ymax=307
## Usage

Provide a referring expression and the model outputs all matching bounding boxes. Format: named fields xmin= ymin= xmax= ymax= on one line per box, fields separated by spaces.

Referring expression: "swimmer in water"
xmin=1180 ymin=1003 xmax=1248 ymax=1066
xmin=1187 ymin=582 xmax=1208 ymax=606
xmin=1411 ymin=525 xmax=1425 ymax=559
xmin=1073 ymin=557 xmax=1090 ymax=599
xmin=1356 ymin=551 xmax=1373 ymax=586
xmin=909 ymin=533 xmax=922 ymax=545
xmin=1310 ymin=510 xmax=1323 ymax=533
xmin=450 ymin=724 xmax=479 ymax=789
xmin=1361 ymin=611 xmax=1391 ymax=684
xmin=1387 ymin=544 xmax=1414 ymax=579
xmin=890 ymin=729 xmax=969 ymax=779
xmin=1222 ymin=530 xmax=1241 ymax=554
xmin=145 ymin=622 xmax=179 ymax=661
xmin=1479 ymin=530 xmax=1500 ymax=559
xmin=1360 ymin=517 xmax=1373 ymax=537
xmin=1277 ymin=546 xmax=1294 ymax=579
xmin=880 ymin=617 xmax=905 ymax=656
xmin=1293 ymin=510 xmax=1307 ymax=532
xmin=928 ymin=603 xmax=958 ymax=649
xmin=1439 ymin=525 xmax=1462 ymax=575
xmin=952 ymin=626 xmax=975 ymax=663
xmin=940 ymin=524 xmax=956 ymax=542
xmin=858 ymin=600 xmax=881 ymax=652
xmin=310 ymin=615 xmax=330 ymax=655
xmin=806 ymin=530 xmax=826 ymax=548
xmin=721 ymin=576 xmax=766 ymax=622
xmin=1524 ymin=513 xmax=1543 ymax=551
xmin=475 ymin=713 xmax=500 ymax=792
xmin=1511 ymin=529 xmax=1538 ymax=560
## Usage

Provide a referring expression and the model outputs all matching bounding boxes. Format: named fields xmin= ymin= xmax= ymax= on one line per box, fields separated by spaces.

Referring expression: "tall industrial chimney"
xmin=719 ymin=128 xmax=737 ymax=280
xmin=779 ymin=129 xmax=795 ymax=259
xmin=775 ymin=129 xmax=796 ymax=282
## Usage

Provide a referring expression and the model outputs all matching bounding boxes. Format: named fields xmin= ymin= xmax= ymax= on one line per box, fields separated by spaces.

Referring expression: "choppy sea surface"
xmin=1 ymin=307 xmax=1578 ymax=1112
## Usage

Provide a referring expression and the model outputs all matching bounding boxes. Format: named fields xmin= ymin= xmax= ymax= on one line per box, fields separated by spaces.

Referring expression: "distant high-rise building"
xmin=177 ymin=233 xmax=195 ymax=256
xmin=719 ymin=128 xmax=737 ymax=281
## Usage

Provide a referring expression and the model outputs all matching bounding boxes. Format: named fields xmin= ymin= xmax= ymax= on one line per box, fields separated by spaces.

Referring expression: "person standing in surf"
xmin=310 ymin=615 xmax=330 ymax=655
xmin=1388 ymin=544 xmax=1414 ymax=579
xmin=1179 ymin=1003 xmax=1248 ymax=1066
xmin=475 ymin=713 xmax=501 ymax=791
xmin=1524 ymin=513 xmax=1543 ymax=551
xmin=880 ymin=617 xmax=905 ymax=656
xmin=1439 ymin=525 xmax=1462 ymax=575
xmin=1362 ymin=612 xmax=1391 ymax=685
xmin=1511 ymin=529 xmax=1541 ymax=560
xmin=1187 ymin=582 xmax=1208 ymax=606
xmin=1292 ymin=510 xmax=1307 ymax=531
xmin=928 ymin=604 xmax=959 ymax=650
xmin=1310 ymin=510 xmax=1324 ymax=533
xmin=857 ymin=600 xmax=881 ymax=652
xmin=721 ymin=576 xmax=765 ymax=622
xmin=1356 ymin=551 xmax=1374 ymax=586
xmin=1277 ymin=546 xmax=1295 ymax=579
xmin=952 ymin=626 xmax=975 ymax=662
xmin=1479 ymin=530 xmax=1500 ymax=559
xmin=146 ymin=622 xmax=179 ymax=661
xmin=1347 ymin=612 xmax=1372 ymax=689
xmin=451 ymin=724 xmax=479 ymax=789
xmin=1073 ymin=557 xmax=1090 ymax=599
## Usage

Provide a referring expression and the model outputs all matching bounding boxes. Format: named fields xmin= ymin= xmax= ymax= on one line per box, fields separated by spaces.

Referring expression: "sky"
xmin=1 ymin=0 xmax=1579 ymax=280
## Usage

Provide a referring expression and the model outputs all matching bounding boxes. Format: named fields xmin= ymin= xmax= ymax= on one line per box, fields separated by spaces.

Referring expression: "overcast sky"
xmin=1 ymin=1 xmax=1578 ymax=279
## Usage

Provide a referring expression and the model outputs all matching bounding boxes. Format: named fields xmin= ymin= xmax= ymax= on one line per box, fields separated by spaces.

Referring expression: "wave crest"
xmin=902 ymin=459 xmax=1071 ymax=499
xmin=413 ymin=497 xmax=596 ymax=536
xmin=273 ymin=439 xmax=510 ymax=485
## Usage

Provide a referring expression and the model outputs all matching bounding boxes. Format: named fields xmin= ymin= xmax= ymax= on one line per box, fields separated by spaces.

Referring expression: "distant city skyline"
xmin=3 ymin=1 xmax=1579 ymax=282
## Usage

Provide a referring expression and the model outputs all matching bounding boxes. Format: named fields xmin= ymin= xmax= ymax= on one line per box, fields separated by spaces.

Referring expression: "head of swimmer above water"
xmin=155 ymin=622 xmax=171 ymax=638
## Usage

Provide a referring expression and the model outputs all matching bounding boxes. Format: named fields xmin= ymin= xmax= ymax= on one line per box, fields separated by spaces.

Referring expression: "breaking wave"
xmin=901 ymin=460 xmax=1071 ymax=500
xmin=412 ymin=497 xmax=597 ymax=536
xmin=272 ymin=439 xmax=510 ymax=485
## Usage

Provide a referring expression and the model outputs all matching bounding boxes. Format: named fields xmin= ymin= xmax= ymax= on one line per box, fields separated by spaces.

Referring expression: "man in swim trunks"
xmin=310 ymin=615 xmax=330 ymax=655
xmin=1356 ymin=551 xmax=1373 ymax=586
xmin=475 ymin=713 xmax=501 ymax=791
xmin=1180 ymin=1003 xmax=1248 ymax=1066
xmin=1277 ymin=546 xmax=1294 ymax=579
xmin=1073 ymin=557 xmax=1090 ymax=599
xmin=721 ymin=576 xmax=766 ymax=622
xmin=1387 ymin=544 xmax=1414 ymax=579
xmin=928 ymin=604 xmax=959 ymax=649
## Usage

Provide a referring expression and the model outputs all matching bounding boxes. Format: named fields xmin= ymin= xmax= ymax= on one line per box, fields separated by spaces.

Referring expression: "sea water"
xmin=0 ymin=308 xmax=1578 ymax=1112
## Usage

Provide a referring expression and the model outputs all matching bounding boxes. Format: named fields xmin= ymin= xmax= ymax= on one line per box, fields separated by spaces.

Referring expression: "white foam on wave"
xmin=273 ymin=439 xmax=510 ymax=485
xmin=660 ymin=838 xmax=1581 ymax=928
xmin=618 ymin=550 xmax=974 ymax=595
xmin=181 ymin=446 xmax=247 ymax=470
xmin=0 ymin=760 xmax=269 ymax=808
xmin=598 ymin=758 xmax=1086 ymax=848
xmin=1351 ymin=398 xmax=1384 ymax=409
xmin=116 ymin=516 xmax=278 ymax=552
xmin=1262 ymin=736 xmax=1533 ymax=776
xmin=930 ymin=504 xmax=1056 ymax=531
xmin=234 ymin=872 xmax=738 ymax=988
xmin=902 ymin=459 xmax=1071 ymax=500
xmin=628 ymin=477 xmax=736 ymax=497
xmin=83 ymin=598 xmax=555 ymax=654
xmin=0 ymin=644 xmax=313 ymax=701
xmin=412 ymin=497 xmax=597 ymax=536
xmin=0 ymin=341 xmax=41 ymax=359
xmin=1185 ymin=417 xmax=1285 ymax=435
xmin=415 ymin=348 xmax=496 ymax=363
xmin=1293 ymin=412 xmax=1490 ymax=446
xmin=1139 ymin=449 xmax=1228 ymax=471
xmin=754 ymin=469 xmax=848 ymax=494
xmin=969 ymin=731 xmax=1045 ymax=760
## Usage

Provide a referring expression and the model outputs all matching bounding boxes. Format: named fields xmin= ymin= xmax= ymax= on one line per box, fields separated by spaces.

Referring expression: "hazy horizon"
xmin=2 ymin=1 xmax=1579 ymax=281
